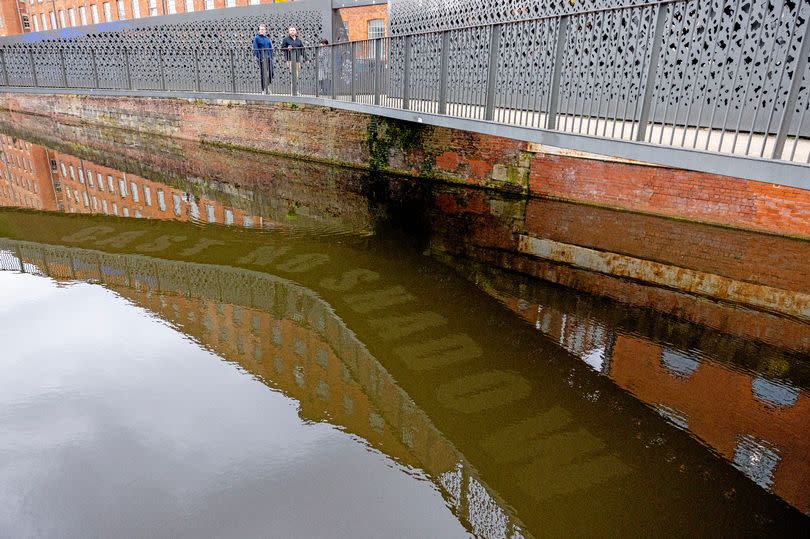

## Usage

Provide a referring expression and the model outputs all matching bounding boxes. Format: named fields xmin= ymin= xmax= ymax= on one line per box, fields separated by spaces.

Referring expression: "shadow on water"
xmin=1 ymin=120 xmax=809 ymax=536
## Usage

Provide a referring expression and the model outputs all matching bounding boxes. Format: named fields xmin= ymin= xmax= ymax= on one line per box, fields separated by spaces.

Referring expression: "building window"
xmin=91 ymin=5 xmax=99 ymax=24
xmin=249 ymin=0 xmax=259 ymax=5
xmin=205 ymin=0 xmax=215 ymax=10
xmin=130 ymin=181 xmax=139 ymax=202
xmin=131 ymin=0 xmax=141 ymax=18
xmin=148 ymin=0 xmax=158 ymax=16
xmin=103 ymin=2 xmax=112 ymax=21
xmin=226 ymin=0 xmax=235 ymax=6
xmin=116 ymin=0 xmax=126 ymax=19
xmin=184 ymin=0 xmax=194 ymax=12
xmin=79 ymin=6 xmax=88 ymax=25
xmin=49 ymin=11 xmax=56 ymax=28
xmin=167 ymin=0 xmax=176 ymax=14
xmin=368 ymin=19 xmax=385 ymax=40
xmin=40 ymin=13 xmax=48 ymax=30
xmin=143 ymin=186 xmax=152 ymax=206
xmin=32 ymin=16 xmax=39 ymax=32
xmin=58 ymin=10 xmax=66 ymax=28
xmin=68 ymin=8 xmax=76 ymax=27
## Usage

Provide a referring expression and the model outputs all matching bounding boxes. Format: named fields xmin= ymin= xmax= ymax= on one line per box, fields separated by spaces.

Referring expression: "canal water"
xmin=0 ymin=127 xmax=809 ymax=538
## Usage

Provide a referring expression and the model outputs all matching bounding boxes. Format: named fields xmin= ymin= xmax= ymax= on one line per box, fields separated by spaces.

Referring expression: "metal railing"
xmin=1 ymin=0 xmax=809 ymax=182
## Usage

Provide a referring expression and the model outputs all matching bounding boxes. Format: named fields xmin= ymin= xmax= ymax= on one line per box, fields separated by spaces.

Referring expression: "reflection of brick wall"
xmin=3 ymin=92 xmax=808 ymax=239
xmin=609 ymin=335 xmax=810 ymax=515
xmin=336 ymin=4 xmax=388 ymax=41
xmin=0 ymin=134 xmax=57 ymax=210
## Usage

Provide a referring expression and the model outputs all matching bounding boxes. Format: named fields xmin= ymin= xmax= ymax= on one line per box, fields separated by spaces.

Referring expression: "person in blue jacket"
xmin=252 ymin=24 xmax=273 ymax=94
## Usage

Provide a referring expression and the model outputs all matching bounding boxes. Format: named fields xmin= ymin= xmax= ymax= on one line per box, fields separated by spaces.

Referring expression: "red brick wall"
xmin=0 ymin=92 xmax=809 ymax=240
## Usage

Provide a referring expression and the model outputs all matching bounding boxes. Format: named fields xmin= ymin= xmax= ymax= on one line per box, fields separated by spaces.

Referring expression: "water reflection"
xmin=1 ymin=129 xmax=809 ymax=535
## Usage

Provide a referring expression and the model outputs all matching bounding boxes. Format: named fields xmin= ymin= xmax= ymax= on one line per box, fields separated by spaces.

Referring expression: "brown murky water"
xmin=0 ymin=128 xmax=809 ymax=537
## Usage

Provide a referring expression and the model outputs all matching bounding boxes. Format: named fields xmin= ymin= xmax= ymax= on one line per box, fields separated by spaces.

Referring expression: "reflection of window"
xmin=224 ymin=209 xmax=233 ymax=225
xmin=243 ymin=216 xmax=253 ymax=228
xmin=118 ymin=178 xmax=127 ymax=197
xmin=654 ymin=404 xmax=688 ymax=430
xmin=172 ymin=193 xmax=182 ymax=216
xmin=206 ymin=204 xmax=215 ymax=223
xmin=130 ymin=181 xmax=139 ymax=202
xmin=112 ymin=202 xmax=118 ymax=215
xmin=367 ymin=19 xmax=385 ymax=40
xmin=752 ymin=377 xmax=799 ymax=408
xmin=157 ymin=189 xmax=166 ymax=211
xmin=102 ymin=199 xmax=108 ymax=214
xmin=660 ymin=348 xmax=700 ymax=378
xmin=143 ymin=186 xmax=151 ymax=206
xmin=733 ymin=435 xmax=779 ymax=490
xmin=107 ymin=175 xmax=115 ymax=194
xmin=96 ymin=173 xmax=104 ymax=191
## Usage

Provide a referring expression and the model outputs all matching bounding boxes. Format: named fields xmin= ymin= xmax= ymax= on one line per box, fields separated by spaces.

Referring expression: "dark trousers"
xmin=258 ymin=58 xmax=272 ymax=91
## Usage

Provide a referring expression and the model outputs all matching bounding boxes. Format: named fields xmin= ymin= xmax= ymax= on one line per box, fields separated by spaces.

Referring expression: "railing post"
xmin=350 ymin=41 xmax=356 ymax=102
xmin=402 ymin=35 xmax=411 ymax=110
xmin=90 ymin=47 xmax=99 ymax=89
xmin=636 ymin=3 xmax=667 ymax=142
xmin=0 ymin=50 xmax=8 ymax=86
xmin=194 ymin=49 xmax=201 ymax=92
xmin=314 ymin=45 xmax=320 ymax=97
xmin=546 ymin=16 xmax=569 ymax=130
xmin=484 ymin=24 xmax=502 ymax=121
xmin=229 ymin=49 xmax=236 ymax=93
xmin=158 ymin=48 xmax=166 ymax=91
xmin=28 ymin=48 xmax=38 ymax=87
xmin=291 ymin=58 xmax=299 ymax=96
xmin=438 ymin=31 xmax=450 ymax=115
xmin=59 ymin=47 xmax=68 ymax=87
xmin=123 ymin=47 xmax=132 ymax=90
xmin=771 ymin=21 xmax=810 ymax=159
xmin=373 ymin=38 xmax=382 ymax=105
xmin=330 ymin=45 xmax=337 ymax=99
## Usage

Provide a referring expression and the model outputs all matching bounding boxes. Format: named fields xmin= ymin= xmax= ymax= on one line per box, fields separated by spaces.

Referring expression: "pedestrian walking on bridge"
xmin=252 ymin=24 xmax=273 ymax=94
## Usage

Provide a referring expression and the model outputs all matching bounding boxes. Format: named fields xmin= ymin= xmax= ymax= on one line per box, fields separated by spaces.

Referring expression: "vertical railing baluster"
xmin=0 ymin=50 xmax=7 ymax=87
xmin=158 ymin=48 xmax=166 ymax=91
xmin=350 ymin=41 xmax=356 ymax=102
xmin=771 ymin=21 xmax=810 ymax=160
xmin=28 ymin=48 xmax=38 ymax=87
xmin=329 ymin=45 xmax=339 ymax=99
xmin=230 ymin=49 xmax=236 ymax=93
xmin=314 ymin=45 xmax=320 ymax=97
xmin=636 ymin=3 xmax=667 ymax=142
xmin=402 ymin=35 xmax=411 ymax=110
xmin=194 ymin=49 xmax=201 ymax=92
xmin=124 ymin=47 xmax=132 ymax=90
xmin=484 ymin=24 xmax=502 ymax=121
xmin=291 ymin=58 xmax=299 ymax=96
xmin=373 ymin=38 xmax=382 ymax=105
xmin=91 ymin=47 xmax=99 ymax=89
xmin=438 ymin=31 xmax=450 ymax=115
xmin=546 ymin=15 xmax=569 ymax=130
xmin=59 ymin=47 xmax=68 ymax=87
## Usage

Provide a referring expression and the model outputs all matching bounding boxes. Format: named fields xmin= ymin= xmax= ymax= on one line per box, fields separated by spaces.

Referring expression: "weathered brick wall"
xmin=1 ymin=92 xmax=809 ymax=239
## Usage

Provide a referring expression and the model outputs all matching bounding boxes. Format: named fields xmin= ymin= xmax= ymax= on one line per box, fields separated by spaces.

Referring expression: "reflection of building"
xmin=51 ymin=150 xmax=263 ymax=227
xmin=495 ymin=284 xmax=810 ymax=515
xmin=0 ymin=238 xmax=529 ymax=539
xmin=0 ymin=134 xmax=58 ymax=210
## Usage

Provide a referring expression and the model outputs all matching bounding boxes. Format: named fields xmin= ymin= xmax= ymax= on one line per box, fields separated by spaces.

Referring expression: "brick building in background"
xmin=0 ymin=0 xmax=388 ymax=41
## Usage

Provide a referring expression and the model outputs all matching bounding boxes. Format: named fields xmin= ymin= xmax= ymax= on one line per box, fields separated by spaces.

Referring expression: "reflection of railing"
xmin=0 ymin=239 xmax=530 ymax=539
xmin=1 ymin=0 xmax=809 ymax=184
